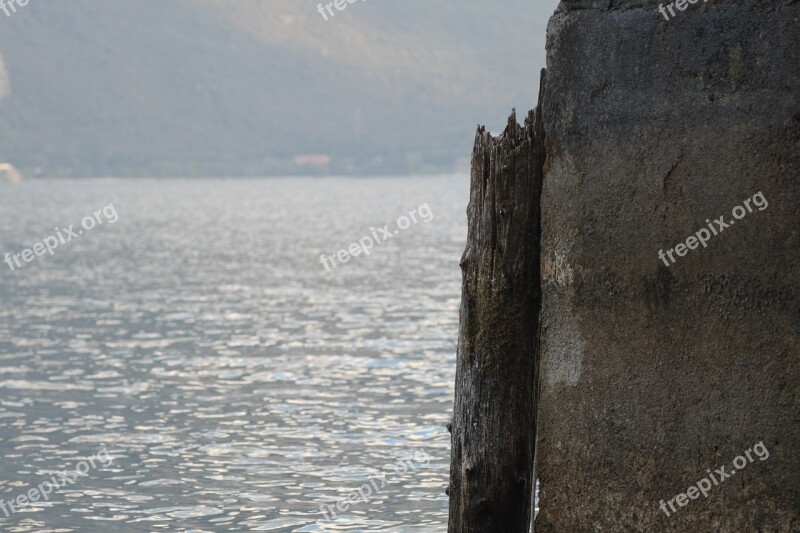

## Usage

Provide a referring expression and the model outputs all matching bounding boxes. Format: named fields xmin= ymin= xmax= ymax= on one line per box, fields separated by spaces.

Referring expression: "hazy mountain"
xmin=0 ymin=0 xmax=557 ymax=177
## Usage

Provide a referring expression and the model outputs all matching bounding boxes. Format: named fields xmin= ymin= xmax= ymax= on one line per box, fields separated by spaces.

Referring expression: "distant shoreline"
xmin=7 ymin=174 xmax=469 ymax=181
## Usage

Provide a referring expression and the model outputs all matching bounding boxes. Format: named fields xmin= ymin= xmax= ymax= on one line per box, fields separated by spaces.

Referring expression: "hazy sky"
xmin=0 ymin=0 xmax=563 ymax=176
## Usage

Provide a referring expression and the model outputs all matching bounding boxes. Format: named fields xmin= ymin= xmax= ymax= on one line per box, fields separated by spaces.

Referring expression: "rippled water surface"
xmin=0 ymin=177 xmax=468 ymax=532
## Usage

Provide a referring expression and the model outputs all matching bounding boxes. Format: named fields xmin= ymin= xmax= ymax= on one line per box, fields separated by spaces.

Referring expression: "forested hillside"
xmin=0 ymin=0 xmax=552 ymax=177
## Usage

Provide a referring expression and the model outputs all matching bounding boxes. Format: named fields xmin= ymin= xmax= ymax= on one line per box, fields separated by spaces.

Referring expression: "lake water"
xmin=0 ymin=176 xmax=469 ymax=532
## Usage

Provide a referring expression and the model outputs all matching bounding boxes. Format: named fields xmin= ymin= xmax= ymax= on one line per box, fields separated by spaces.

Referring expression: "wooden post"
xmin=448 ymin=70 xmax=546 ymax=533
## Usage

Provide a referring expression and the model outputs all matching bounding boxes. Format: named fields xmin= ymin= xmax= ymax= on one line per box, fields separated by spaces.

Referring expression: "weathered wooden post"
xmin=448 ymin=71 xmax=546 ymax=532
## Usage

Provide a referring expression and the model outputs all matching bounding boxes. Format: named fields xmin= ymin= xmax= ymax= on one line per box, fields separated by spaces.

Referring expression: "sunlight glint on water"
xmin=0 ymin=176 xmax=468 ymax=532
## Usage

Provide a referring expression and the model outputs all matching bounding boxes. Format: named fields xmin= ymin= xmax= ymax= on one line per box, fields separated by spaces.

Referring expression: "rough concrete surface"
xmin=536 ymin=0 xmax=799 ymax=531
